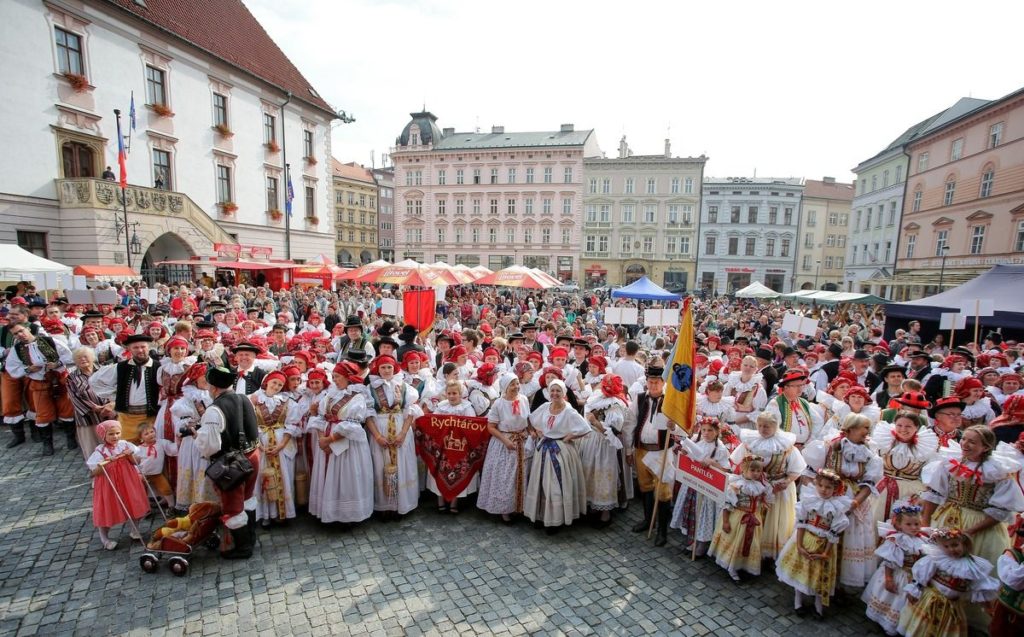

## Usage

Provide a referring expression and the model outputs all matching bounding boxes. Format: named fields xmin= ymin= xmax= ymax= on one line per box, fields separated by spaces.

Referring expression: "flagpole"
xmin=114 ymin=108 xmax=132 ymax=269
xmin=281 ymin=92 xmax=292 ymax=260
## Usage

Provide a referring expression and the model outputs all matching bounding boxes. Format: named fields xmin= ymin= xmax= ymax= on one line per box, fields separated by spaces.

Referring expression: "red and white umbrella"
xmin=338 ymin=259 xmax=391 ymax=281
xmin=473 ymin=265 xmax=558 ymax=289
xmin=357 ymin=262 xmax=452 ymax=287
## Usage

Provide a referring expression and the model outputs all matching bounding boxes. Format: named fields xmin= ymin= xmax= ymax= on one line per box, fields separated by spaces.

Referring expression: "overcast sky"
xmin=246 ymin=0 xmax=1024 ymax=183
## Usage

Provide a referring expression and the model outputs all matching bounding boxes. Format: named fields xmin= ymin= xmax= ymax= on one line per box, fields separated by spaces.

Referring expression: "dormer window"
xmin=411 ymin=132 xmax=419 ymax=145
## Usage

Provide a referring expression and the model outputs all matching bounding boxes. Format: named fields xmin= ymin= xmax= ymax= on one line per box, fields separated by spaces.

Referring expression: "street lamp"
xmin=115 ymin=217 xmax=142 ymax=257
xmin=938 ymin=245 xmax=950 ymax=292
xmin=814 ymin=260 xmax=821 ymax=290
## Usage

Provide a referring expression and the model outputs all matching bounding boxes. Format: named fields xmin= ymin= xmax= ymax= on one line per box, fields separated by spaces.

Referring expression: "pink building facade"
xmin=894 ymin=89 xmax=1024 ymax=300
xmin=391 ymin=112 xmax=601 ymax=281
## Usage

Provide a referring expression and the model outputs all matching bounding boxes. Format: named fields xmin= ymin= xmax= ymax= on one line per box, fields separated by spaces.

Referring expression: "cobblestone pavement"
xmin=0 ymin=440 xmax=885 ymax=637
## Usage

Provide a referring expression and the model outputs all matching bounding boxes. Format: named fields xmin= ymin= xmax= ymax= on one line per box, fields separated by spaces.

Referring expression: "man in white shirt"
xmin=611 ymin=341 xmax=644 ymax=388
xmin=89 ymin=334 xmax=159 ymax=443
xmin=4 ymin=322 xmax=75 ymax=455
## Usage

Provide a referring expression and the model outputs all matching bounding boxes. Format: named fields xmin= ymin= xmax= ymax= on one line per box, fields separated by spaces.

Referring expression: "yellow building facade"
xmin=331 ymin=159 xmax=378 ymax=265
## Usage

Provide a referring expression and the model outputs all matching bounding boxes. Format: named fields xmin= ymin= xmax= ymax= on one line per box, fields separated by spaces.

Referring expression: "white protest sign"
xmin=140 ymin=289 xmax=159 ymax=304
xmin=782 ymin=312 xmax=819 ymax=337
xmin=939 ymin=312 xmax=967 ymax=330
xmin=644 ymin=309 xmax=664 ymax=326
xmin=960 ymin=299 xmax=995 ymax=317
xmin=380 ymin=298 xmax=402 ymax=316
xmin=620 ymin=307 xmax=639 ymax=325
xmin=604 ymin=307 xmax=623 ymax=324
xmin=66 ymin=289 xmax=121 ymax=305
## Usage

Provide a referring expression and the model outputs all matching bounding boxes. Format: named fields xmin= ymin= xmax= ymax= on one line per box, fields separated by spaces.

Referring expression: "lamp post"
xmin=938 ymin=245 xmax=950 ymax=292
xmin=814 ymin=259 xmax=821 ymax=290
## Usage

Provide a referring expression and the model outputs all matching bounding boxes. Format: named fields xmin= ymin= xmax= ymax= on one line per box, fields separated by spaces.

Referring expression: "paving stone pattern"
xmin=0 ymin=442 xmax=887 ymax=637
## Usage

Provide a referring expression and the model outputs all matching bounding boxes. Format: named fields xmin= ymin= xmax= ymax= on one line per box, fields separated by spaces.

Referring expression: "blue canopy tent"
xmin=611 ymin=276 xmax=682 ymax=302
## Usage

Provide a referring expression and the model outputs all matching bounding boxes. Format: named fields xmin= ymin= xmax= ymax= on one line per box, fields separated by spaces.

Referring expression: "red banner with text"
xmin=414 ymin=414 xmax=491 ymax=501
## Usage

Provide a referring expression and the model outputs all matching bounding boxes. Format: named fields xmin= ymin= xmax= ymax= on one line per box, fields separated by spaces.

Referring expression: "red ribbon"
xmin=948 ymin=459 xmax=984 ymax=485
xmin=877 ymin=475 xmax=901 ymax=520
xmin=739 ymin=497 xmax=763 ymax=557
xmin=511 ymin=397 xmax=520 ymax=415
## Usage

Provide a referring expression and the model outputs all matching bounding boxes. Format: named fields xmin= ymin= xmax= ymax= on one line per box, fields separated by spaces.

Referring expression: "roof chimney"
xmin=664 ymin=138 xmax=671 ymax=158
xmin=441 ymin=127 xmax=454 ymax=137
xmin=491 ymin=125 xmax=504 ymax=134
xmin=560 ymin=123 xmax=574 ymax=133
xmin=823 ymin=176 xmax=836 ymax=184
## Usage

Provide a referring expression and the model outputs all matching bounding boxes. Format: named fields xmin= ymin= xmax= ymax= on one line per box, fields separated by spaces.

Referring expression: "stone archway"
xmin=801 ymin=281 xmax=814 ymax=290
xmin=140 ymin=232 xmax=196 ymax=285
xmin=624 ymin=263 xmax=646 ymax=285
xmin=359 ymin=250 xmax=373 ymax=264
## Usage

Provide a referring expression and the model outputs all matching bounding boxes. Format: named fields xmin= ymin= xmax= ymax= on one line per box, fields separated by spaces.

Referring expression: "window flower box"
xmin=219 ymin=201 xmax=238 ymax=214
xmin=265 ymin=140 xmax=280 ymax=153
xmin=63 ymin=72 xmax=90 ymax=92
xmin=268 ymin=209 xmax=283 ymax=221
xmin=214 ymin=123 xmax=233 ymax=137
xmin=150 ymin=103 xmax=175 ymax=118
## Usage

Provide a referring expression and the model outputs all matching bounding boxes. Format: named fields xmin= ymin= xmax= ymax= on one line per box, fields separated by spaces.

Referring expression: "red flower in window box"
xmin=63 ymin=73 xmax=89 ymax=92
xmin=306 ymin=216 xmax=319 ymax=226
xmin=265 ymin=140 xmax=280 ymax=153
xmin=151 ymin=103 xmax=175 ymax=118
xmin=268 ymin=209 xmax=283 ymax=221
xmin=220 ymin=201 xmax=238 ymax=214
xmin=305 ymin=156 xmax=317 ymax=166
xmin=214 ymin=123 xmax=233 ymax=138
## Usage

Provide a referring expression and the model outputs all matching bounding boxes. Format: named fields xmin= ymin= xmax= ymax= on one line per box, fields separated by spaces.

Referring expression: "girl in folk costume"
xmin=775 ymin=470 xmax=852 ymax=618
xmin=990 ymin=373 xmax=1024 ymax=408
xmin=871 ymin=413 xmax=941 ymax=527
xmin=441 ymin=345 xmax=475 ymax=381
xmin=366 ymin=355 xmax=422 ymax=516
xmin=478 ymin=375 xmax=533 ymax=522
xmin=579 ymin=374 xmax=629 ymax=524
xmin=708 ymin=455 xmax=773 ymax=581
xmin=81 ymin=327 xmax=123 ymax=366
xmin=992 ymin=524 xmax=1024 ymax=637
xmin=428 ymin=381 xmax=478 ymax=513
xmin=862 ymin=503 xmax=930 ymax=635
xmin=823 ymin=385 xmax=881 ymax=435
xmin=523 ymin=379 xmax=590 ymax=532
xmin=802 ymin=413 xmax=884 ymax=589
xmin=307 ymin=362 xmax=374 ymax=525
xmin=250 ymin=371 xmax=303 ymax=526
xmin=400 ymin=351 xmax=434 ymax=403
xmin=955 ymin=377 xmax=998 ymax=427
xmin=722 ymin=355 xmax=766 ymax=429
xmin=86 ymin=420 xmax=150 ymax=550
xmin=764 ymin=370 xmax=824 ymax=449
xmin=697 ymin=380 xmax=738 ymax=451
xmin=172 ymin=363 xmax=216 ymax=510
xmin=815 ymin=374 xmax=855 ymax=427
xmin=730 ymin=412 xmax=807 ymax=559
xmin=154 ymin=337 xmax=195 ymax=489
xmin=581 ymin=355 xmax=608 ymax=400
xmin=549 ymin=346 xmax=585 ymax=399
xmin=146 ymin=322 xmax=169 ymax=356
xmin=516 ymin=360 xmax=541 ymax=402
xmin=466 ymin=363 xmax=500 ymax=417
xmin=897 ymin=528 xmax=999 ymax=637
xmin=670 ymin=417 xmax=730 ymax=557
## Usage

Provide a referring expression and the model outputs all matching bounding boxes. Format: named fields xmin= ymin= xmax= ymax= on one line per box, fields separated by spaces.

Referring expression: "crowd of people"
xmin=1 ymin=278 xmax=1023 ymax=636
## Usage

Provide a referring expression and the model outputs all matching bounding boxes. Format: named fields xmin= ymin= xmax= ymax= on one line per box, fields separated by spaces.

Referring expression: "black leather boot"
xmin=40 ymin=424 xmax=54 ymax=456
xmin=62 ymin=421 xmax=78 ymax=451
xmin=28 ymin=420 xmax=40 ymax=443
xmin=246 ymin=509 xmax=257 ymax=546
xmin=221 ymin=519 xmax=254 ymax=560
xmin=6 ymin=422 xmax=26 ymax=449
xmin=654 ymin=502 xmax=671 ymax=547
xmin=632 ymin=492 xmax=654 ymax=533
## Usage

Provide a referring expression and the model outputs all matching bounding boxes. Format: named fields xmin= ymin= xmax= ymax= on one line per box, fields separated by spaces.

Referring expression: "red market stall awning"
xmin=73 ymin=265 xmax=140 ymax=279
xmin=157 ymin=259 xmax=295 ymax=270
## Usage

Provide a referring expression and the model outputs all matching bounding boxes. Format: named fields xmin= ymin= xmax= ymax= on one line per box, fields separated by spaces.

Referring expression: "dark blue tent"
xmin=611 ymin=276 xmax=682 ymax=302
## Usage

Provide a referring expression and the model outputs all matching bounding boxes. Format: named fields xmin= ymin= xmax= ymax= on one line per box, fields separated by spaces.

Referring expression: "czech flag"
xmin=117 ymin=128 xmax=127 ymax=188
xmin=662 ymin=297 xmax=696 ymax=435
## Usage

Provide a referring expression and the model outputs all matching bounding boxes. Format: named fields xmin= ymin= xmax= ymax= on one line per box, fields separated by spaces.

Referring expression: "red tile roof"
xmin=803 ymin=178 xmax=854 ymax=201
xmin=104 ymin=0 xmax=335 ymax=117
xmin=331 ymin=159 xmax=376 ymax=184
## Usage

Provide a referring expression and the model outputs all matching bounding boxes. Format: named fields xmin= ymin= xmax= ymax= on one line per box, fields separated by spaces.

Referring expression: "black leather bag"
xmin=205 ymin=398 xmax=255 ymax=491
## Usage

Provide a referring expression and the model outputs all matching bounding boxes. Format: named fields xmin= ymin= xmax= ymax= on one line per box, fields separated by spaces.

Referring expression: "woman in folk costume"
xmin=722 ymin=355 xmax=766 ymax=429
xmin=523 ymin=379 xmax=589 ymax=532
xmin=172 ymin=363 xmax=216 ymax=510
xmin=153 ymin=336 xmax=195 ymax=489
xmin=708 ymin=454 xmax=773 ymax=580
xmin=579 ymin=374 xmax=629 ymax=524
xmin=802 ymin=413 xmax=883 ymax=589
xmin=365 ymin=355 xmax=422 ymax=516
xmin=815 ymin=374 xmax=856 ymax=427
xmin=427 ymin=381 xmax=479 ymax=513
xmin=581 ymin=355 xmax=608 ymax=400
xmin=955 ymin=377 xmax=999 ymax=427
xmin=478 ymin=374 xmax=533 ymax=522
xmin=775 ymin=470 xmax=852 ymax=618
xmin=549 ymin=346 xmax=585 ymax=400
xmin=670 ymin=417 xmax=730 ymax=557
xmin=307 ymin=362 xmax=374 ymax=525
xmin=990 ymin=373 xmax=1024 ymax=408
xmin=730 ymin=412 xmax=807 ymax=559
xmin=146 ymin=321 xmax=170 ymax=356
xmin=822 ymin=385 xmax=881 ymax=436
xmin=871 ymin=412 xmax=942 ymax=527
xmin=465 ymin=362 xmax=500 ymax=417
xmin=764 ymin=369 xmax=824 ymax=449
xmin=288 ymin=364 xmax=322 ymax=509
xmin=530 ymin=365 xmax=583 ymax=414
xmin=250 ymin=370 xmax=303 ymax=526
xmin=399 ymin=351 xmax=434 ymax=403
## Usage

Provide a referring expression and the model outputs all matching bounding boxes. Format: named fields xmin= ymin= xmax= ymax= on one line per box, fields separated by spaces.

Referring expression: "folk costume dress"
xmin=862 ymin=524 xmax=929 ymax=635
xmin=579 ymin=389 xmax=627 ymax=511
xmin=871 ymin=422 xmax=941 ymax=525
xmin=764 ymin=394 xmax=824 ymax=447
xmin=992 ymin=548 xmax=1024 ymax=637
xmin=823 ymin=401 xmax=882 ymax=434
xmin=730 ymin=429 xmax=807 ymax=559
xmin=708 ymin=474 xmax=773 ymax=578
xmin=722 ymin=371 xmax=766 ymax=428
xmin=171 ymin=384 xmax=216 ymax=507
xmin=897 ymin=551 xmax=998 ymax=637
xmin=426 ymin=400 xmax=479 ymax=498
xmin=775 ymin=485 xmax=852 ymax=608
xmin=86 ymin=439 xmax=150 ymax=527
xmin=307 ymin=386 xmax=374 ymax=523
xmin=367 ymin=378 xmax=421 ymax=514
xmin=477 ymin=393 xmax=533 ymax=515
xmin=670 ymin=436 xmax=730 ymax=554
xmin=251 ymin=390 xmax=303 ymax=522
xmin=154 ymin=356 xmax=195 ymax=488
xmin=523 ymin=402 xmax=589 ymax=527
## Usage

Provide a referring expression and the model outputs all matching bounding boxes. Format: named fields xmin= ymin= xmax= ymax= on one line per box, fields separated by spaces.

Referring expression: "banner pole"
xmin=973 ymin=300 xmax=981 ymax=346
xmin=691 ymin=491 xmax=702 ymax=561
xmin=647 ymin=424 xmax=674 ymax=540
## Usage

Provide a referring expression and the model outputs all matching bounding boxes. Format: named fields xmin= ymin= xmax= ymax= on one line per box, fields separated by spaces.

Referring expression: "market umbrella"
xmin=474 ymin=265 xmax=558 ymax=289
xmin=357 ymin=262 xmax=451 ymax=287
xmin=338 ymin=259 xmax=391 ymax=281
xmin=431 ymin=262 xmax=477 ymax=284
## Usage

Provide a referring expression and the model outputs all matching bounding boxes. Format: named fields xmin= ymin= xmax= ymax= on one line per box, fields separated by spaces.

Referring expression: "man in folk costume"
xmin=764 ymin=369 xmax=822 ymax=448
xmin=904 ymin=349 xmax=932 ymax=383
xmin=195 ymin=366 xmax=260 ymax=559
xmin=89 ymin=334 xmax=160 ymax=444
xmin=808 ymin=343 xmax=843 ymax=392
xmin=623 ymin=365 xmax=678 ymax=547
xmin=3 ymin=322 xmax=74 ymax=455
xmin=230 ymin=342 xmax=267 ymax=396
xmin=522 ymin=321 xmax=545 ymax=355
xmin=335 ymin=316 xmax=375 ymax=360
xmin=0 ymin=305 xmax=39 ymax=448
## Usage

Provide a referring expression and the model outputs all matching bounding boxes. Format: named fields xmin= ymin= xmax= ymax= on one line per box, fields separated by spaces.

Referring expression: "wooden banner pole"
xmin=647 ymin=424 xmax=674 ymax=540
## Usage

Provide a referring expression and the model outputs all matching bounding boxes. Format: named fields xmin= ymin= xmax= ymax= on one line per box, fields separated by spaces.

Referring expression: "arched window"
xmin=61 ymin=141 xmax=95 ymax=178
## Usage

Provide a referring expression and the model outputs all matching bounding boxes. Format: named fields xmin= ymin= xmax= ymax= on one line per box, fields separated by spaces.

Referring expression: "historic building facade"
xmin=894 ymin=89 xmax=1024 ymax=300
xmin=0 ymin=0 xmax=337 ymax=275
xmin=580 ymin=137 xmax=706 ymax=289
xmin=795 ymin=178 xmax=853 ymax=291
xmin=391 ymin=112 xmax=601 ymax=280
xmin=371 ymin=166 xmax=395 ymax=262
xmin=331 ymin=160 xmax=378 ymax=265
xmin=698 ymin=177 xmax=803 ymax=295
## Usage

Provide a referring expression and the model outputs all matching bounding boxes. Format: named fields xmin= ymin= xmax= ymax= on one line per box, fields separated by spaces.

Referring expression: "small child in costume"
xmin=897 ymin=528 xmax=998 ymax=637
xmin=429 ymin=381 xmax=478 ymax=513
xmin=134 ymin=421 xmax=179 ymax=511
xmin=862 ymin=502 xmax=929 ymax=635
xmin=85 ymin=420 xmax=151 ymax=550
xmin=708 ymin=454 xmax=772 ymax=581
xmin=669 ymin=417 xmax=730 ymax=557
xmin=775 ymin=469 xmax=851 ymax=618
xmin=990 ymin=522 xmax=1024 ymax=637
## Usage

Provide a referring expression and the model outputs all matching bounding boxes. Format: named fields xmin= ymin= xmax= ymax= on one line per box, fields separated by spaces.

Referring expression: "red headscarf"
xmin=600 ymin=374 xmax=628 ymax=404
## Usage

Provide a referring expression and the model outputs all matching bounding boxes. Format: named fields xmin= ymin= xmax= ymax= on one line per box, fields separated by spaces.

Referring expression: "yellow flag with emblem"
xmin=662 ymin=297 xmax=696 ymax=434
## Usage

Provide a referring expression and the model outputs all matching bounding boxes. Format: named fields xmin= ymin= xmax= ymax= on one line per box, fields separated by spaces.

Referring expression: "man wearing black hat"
xmin=89 ymin=334 xmax=160 ymax=443
xmin=928 ymin=396 xmax=966 ymax=447
xmin=875 ymin=364 xmax=907 ymax=409
xmin=434 ymin=332 xmax=454 ymax=370
xmin=906 ymin=350 xmax=932 ymax=383
xmin=851 ymin=349 xmax=882 ymax=394
xmin=521 ymin=321 xmax=544 ymax=354
xmin=571 ymin=338 xmax=591 ymax=378
xmin=195 ymin=366 xmax=260 ymax=559
xmin=809 ymin=342 xmax=843 ymax=391
xmin=395 ymin=324 xmax=423 ymax=363
xmin=754 ymin=347 xmax=778 ymax=396
xmin=230 ymin=342 xmax=266 ymax=396
xmin=336 ymin=316 xmax=374 ymax=360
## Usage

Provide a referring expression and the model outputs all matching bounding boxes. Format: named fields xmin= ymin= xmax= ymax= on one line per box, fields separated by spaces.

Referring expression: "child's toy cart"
xmin=139 ymin=502 xmax=221 ymax=576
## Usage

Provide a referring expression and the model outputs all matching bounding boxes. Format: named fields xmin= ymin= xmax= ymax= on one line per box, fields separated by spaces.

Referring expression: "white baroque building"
xmin=698 ymin=177 xmax=803 ymax=295
xmin=0 ymin=0 xmax=338 ymax=278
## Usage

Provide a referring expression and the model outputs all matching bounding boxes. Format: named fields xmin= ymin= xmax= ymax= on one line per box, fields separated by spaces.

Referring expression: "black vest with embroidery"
xmin=234 ymin=367 xmax=266 ymax=395
xmin=635 ymin=391 xmax=669 ymax=447
xmin=114 ymin=361 xmax=160 ymax=415
xmin=14 ymin=335 xmax=59 ymax=367
xmin=212 ymin=390 xmax=259 ymax=457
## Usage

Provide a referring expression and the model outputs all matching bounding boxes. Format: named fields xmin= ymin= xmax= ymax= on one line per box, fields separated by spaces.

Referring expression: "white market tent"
xmin=779 ymin=290 xmax=888 ymax=306
xmin=734 ymin=281 xmax=780 ymax=299
xmin=0 ymin=245 xmax=72 ymax=279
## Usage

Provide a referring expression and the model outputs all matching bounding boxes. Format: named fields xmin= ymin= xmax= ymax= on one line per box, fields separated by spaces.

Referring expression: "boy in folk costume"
xmin=764 ymin=369 xmax=823 ymax=448
xmin=721 ymin=355 xmax=766 ymax=429
xmin=3 ymin=321 xmax=75 ymax=455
